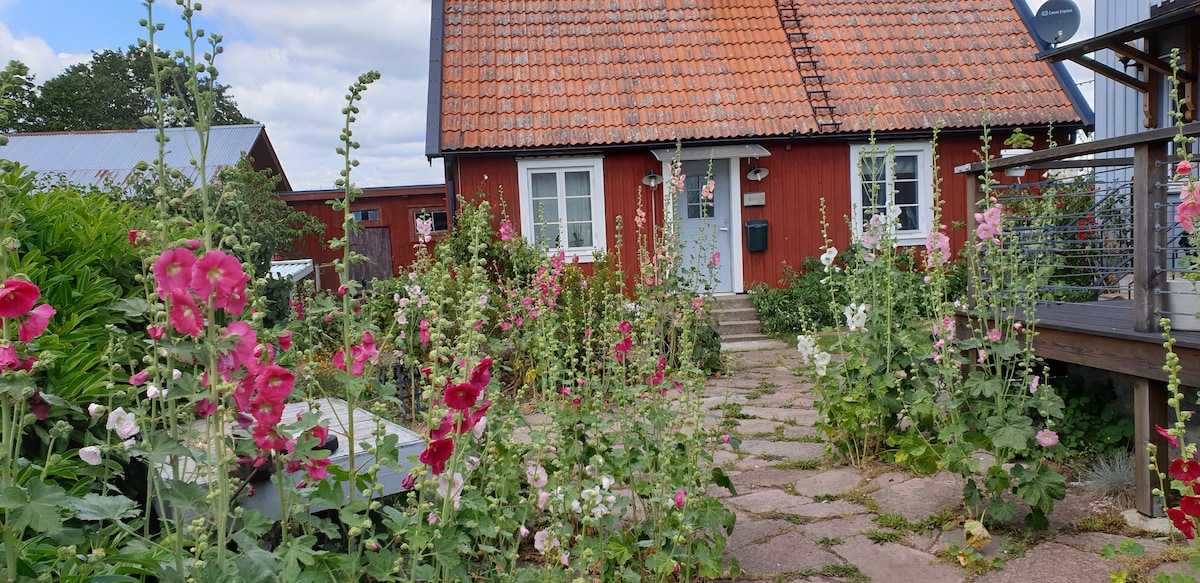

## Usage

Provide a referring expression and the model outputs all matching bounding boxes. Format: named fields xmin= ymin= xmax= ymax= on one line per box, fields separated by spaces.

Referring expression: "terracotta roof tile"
xmin=439 ymin=0 xmax=1079 ymax=151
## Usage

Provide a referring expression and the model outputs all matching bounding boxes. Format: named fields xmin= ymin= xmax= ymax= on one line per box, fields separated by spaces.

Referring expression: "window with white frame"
xmin=849 ymin=142 xmax=934 ymax=245
xmin=517 ymin=157 xmax=606 ymax=261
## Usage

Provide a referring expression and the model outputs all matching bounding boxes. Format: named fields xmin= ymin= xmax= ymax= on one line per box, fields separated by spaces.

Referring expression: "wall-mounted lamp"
xmin=642 ymin=170 xmax=663 ymax=188
xmin=746 ymin=165 xmax=770 ymax=181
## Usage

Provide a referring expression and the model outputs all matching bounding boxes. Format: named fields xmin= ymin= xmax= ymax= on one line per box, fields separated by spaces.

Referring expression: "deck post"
xmin=965 ymin=172 xmax=979 ymax=306
xmin=1134 ymin=377 xmax=1169 ymax=517
xmin=1132 ymin=140 xmax=1169 ymax=333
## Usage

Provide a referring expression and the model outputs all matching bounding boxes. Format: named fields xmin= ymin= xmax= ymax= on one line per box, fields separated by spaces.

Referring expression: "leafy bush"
xmin=751 ymin=257 xmax=845 ymax=334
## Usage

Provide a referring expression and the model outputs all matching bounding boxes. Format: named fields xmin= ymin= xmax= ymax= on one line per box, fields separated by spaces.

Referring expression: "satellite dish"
xmin=1034 ymin=0 xmax=1081 ymax=45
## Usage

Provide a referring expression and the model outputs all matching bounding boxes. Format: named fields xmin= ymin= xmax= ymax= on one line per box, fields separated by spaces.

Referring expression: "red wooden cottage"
xmin=425 ymin=0 xmax=1092 ymax=293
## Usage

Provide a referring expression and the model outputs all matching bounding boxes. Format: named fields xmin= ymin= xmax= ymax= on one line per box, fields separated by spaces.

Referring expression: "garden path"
xmin=707 ymin=341 xmax=1184 ymax=582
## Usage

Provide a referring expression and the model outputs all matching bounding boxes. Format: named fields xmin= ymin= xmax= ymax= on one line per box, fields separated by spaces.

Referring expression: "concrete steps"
xmin=712 ymin=294 xmax=771 ymax=349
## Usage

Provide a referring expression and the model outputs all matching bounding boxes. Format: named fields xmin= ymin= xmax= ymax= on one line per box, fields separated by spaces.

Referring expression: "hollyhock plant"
xmin=419 ymin=437 xmax=454 ymax=475
xmin=106 ymin=407 xmax=139 ymax=440
xmin=168 ymin=289 xmax=205 ymax=337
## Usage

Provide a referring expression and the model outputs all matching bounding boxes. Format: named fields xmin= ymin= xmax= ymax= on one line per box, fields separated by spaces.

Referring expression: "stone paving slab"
xmin=872 ymin=472 xmax=964 ymax=522
xmin=739 ymin=405 xmax=818 ymax=424
xmin=798 ymin=514 xmax=878 ymax=540
xmin=834 ymin=535 xmax=967 ymax=583
xmin=972 ymin=542 xmax=1126 ymax=583
xmin=737 ymin=439 xmax=826 ymax=460
xmin=729 ymin=467 xmax=818 ymax=488
xmin=727 ymin=489 xmax=814 ymax=514
xmin=792 ymin=466 xmax=864 ymax=497
xmin=730 ymin=531 xmax=842 ymax=576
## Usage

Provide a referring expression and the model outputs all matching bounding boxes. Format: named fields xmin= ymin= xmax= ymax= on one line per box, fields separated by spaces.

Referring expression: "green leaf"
xmin=1013 ymin=463 xmax=1066 ymax=518
xmin=72 ymin=493 xmax=140 ymax=522
xmin=0 ymin=481 xmax=70 ymax=534
xmin=985 ymin=414 xmax=1033 ymax=453
xmin=109 ymin=298 xmax=149 ymax=317
xmin=711 ymin=466 xmax=737 ymax=496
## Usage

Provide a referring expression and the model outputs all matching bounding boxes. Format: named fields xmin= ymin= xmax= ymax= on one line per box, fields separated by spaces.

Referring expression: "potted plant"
xmin=1001 ymin=128 xmax=1035 ymax=177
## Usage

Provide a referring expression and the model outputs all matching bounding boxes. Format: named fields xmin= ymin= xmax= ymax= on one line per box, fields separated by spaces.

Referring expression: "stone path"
xmin=707 ymin=341 xmax=1180 ymax=582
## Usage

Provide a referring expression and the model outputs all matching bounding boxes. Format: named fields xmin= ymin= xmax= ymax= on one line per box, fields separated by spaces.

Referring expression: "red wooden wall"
xmin=282 ymin=185 xmax=448 ymax=289
xmin=446 ymin=128 xmax=1066 ymax=291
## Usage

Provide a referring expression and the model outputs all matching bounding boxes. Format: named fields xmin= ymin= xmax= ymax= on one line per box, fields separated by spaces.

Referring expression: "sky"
xmin=0 ymin=0 xmax=1095 ymax=192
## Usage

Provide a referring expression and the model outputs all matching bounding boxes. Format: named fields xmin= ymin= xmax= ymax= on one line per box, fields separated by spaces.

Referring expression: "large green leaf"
xmin=1012 ymin=463 xmax=1067 ymax=518
xmin=73 ymin=493 xmax=140 ymax=522
xmin=0 ymin=480 xmax=70 ymax=534
xmin=984 ymin=413 xmax=1033 ymax=453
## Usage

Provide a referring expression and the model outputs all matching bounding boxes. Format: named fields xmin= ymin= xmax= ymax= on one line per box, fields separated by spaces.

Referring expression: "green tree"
xmin=3 ymin=45 xmax=253 ymax=133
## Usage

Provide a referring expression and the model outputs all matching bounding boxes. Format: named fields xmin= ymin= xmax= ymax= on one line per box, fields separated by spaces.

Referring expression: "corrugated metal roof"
xmin=437 ymin=0 xmax=1082 ymax=152
xmin=269 ymin=259 xmax=314 ymax=282
xmin=0 ymin=125 xmax=268 ymax=188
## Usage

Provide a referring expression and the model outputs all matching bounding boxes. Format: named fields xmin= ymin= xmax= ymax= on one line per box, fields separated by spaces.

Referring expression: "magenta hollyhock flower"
xmin=277 ymin=330 xmax=292 ymax=351
xmin=127 ymin=230 xmax=149 ymax=247
xmin=468 ymin=357 xmax=493 ymax=388
xmin=401 ymin=473 xmax=416 ymax=489
xmin=419 ymin=319 xmax=431 ymax=346
xmin=213 ymin=273 xmax=250 ymax=315
xmin=420 ymin=437 xmax=455 ymax=475
xmin=1035 ymin=429 xmax=1058 ymax=447
xmin=129 ymin=370 xmax=150 ymax=386
xmin=147 ymin=325 xmax=165 ymax=340
xmin=618 ymin=320 xmax=632 ymax=335
xmin=0 ymin=279 xmax=39 ymax=319
xmin=194 ymin=399 xmax=218 ymax=418
xmin=1168 ymin=507 xmax=1196 ymax=539
xmin=444 ymin=382 xmax=482 ymax=411
xmin=18 ymin=303 xmax=55 ymax=342
xmin=305 ymin=458 xmax=331 ymax=481
xmin=0 ymin=345 xmax=16 ymax=371
xmin=152 ymin=248 xmax=196 ymax=300
xmin=27 ymin=391 xmax=50 ymax=420
xmin=252 ymin=424 xmax=288 ymax=453
xmin=349 ymin=330 xmax=379 ymax=375
xmin=254 ymin=364 xmax=295 ymax=397
xmin=674 ymin=489 xmax=686 ymax=509
xmin=168 ymin=290 xmax=204 ymax=338
xmin=429 ymin=410 xmax=455 ymax=440
xmin=1172 ymin=459 xmax=1200 ymax=483
xmin=222 ymin=321 xmax=259 ymax=371
xmin=192 ymin=250 xmax=245 ymax=303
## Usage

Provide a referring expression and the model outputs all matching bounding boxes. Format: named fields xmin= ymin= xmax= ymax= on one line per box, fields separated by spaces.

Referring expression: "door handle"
xmin=718 ymin=227 xmax=729 ymax=232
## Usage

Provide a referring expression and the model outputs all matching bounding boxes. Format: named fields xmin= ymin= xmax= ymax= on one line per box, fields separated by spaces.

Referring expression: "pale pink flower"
xmin=533 ymin=530 xmax=560 ymax=554
xmin=987 ymin=328 xmax=1002 ymax=342
xmin=1029 ymin=375 xmax=1040 ymax=394
xmin=427 ymin=512 xmax=438 ymax=525
xmin=1036 ymin=429 xmax=1059 ymax=447
xmin=537 ymin=490 xmax=550 ymax=509
xmin=526 ymin=464 xmax=548 ymax=488
xmin=925 ymin=230 xmax=951 ymax=268
xmin=79 ymin=446 xmax=102 ymax=466
xmin=975 ymin=201 xmax=1003 ymax=244
xmin=416 ymin=216 xmax=434 ymax=244
xmin=106 ymin=407 xmax=139 ymax=439
xmin=437 ymin=472 xmax=465 ymax=510
xmin=87 ymin=403 xmax=103 ymax=419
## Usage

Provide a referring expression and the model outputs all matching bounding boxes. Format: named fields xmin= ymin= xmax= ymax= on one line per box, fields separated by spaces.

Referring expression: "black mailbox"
xmin=745 ymin=220 xmax=768 ymax=252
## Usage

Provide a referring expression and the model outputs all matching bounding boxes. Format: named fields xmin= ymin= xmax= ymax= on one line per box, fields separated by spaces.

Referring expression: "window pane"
xmin=894 ymin=155 xmax=918 ymax=180
xmin=531 ymin=173 xmax=557 ymax=199
xmin=860 ymin=156 xmax=886 ymax=181
xmin=567 ymin=222 xmax=593 ymax=248
xmin=564 ymin=171 xmax=590 ymax=197
xmin=565 ymin=197 xmax=591 ymax=221
xmin=862 ymin=185 xmax=887 ymax=207
xmin=534 ymin=223 xmax=560 ymax=248
xmin=533 ymin=200 xmax=559 ymax=223
xmin=431 ymin=211 xmax=449 ymax=232
xmin=897 ymin=206 xmax=919 ymax=231
xmin=894 ymin=182 xmax=918 ymax=205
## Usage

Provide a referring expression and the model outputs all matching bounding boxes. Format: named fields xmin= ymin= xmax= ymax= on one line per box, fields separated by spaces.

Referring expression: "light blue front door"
xmin=677 ymin=159 xmax=733 ymax=293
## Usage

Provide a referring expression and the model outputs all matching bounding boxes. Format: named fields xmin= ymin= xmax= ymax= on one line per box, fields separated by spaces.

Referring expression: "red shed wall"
xmin=283 ymin=186 xmax=447 ymax=289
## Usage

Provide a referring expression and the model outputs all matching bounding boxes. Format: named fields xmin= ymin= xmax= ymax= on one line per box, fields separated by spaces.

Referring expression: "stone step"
xmin=718 ymin=320 xmax=763 ymax=336
xmin=714 ymin=307 xmax=757 ymax=321
xmin=712 ymin=294 xmax=754 ymax=311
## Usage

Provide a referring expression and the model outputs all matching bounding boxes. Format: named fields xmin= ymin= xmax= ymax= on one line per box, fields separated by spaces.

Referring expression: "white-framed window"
xmin=517 ymin=157 xmax=606 ymax=262
xmin=849 ymin=142 xmax=934 ymax=245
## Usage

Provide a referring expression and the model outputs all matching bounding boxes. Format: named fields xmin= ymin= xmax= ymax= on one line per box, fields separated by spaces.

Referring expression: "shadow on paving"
xmin=705 ymin=341 xmax=1173 ymax=583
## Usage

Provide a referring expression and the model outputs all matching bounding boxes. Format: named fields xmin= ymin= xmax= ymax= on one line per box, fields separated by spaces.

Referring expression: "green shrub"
xmin=751 ymin=257 xmax=845 ymax=335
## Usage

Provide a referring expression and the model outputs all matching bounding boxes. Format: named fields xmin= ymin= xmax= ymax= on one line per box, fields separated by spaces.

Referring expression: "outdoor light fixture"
xmin=746 ymin=165 xmax=769 ymax=181
xmin=642 ymin=170 xmax=662 ymax=188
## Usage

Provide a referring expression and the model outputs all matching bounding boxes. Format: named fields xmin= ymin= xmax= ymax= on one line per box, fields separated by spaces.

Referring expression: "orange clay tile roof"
xmin=436 ymin=0 xmax=1081 ymax=152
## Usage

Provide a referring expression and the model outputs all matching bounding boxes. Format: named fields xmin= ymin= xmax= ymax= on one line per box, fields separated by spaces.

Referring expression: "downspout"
xmin=426 ymin=0 xmax=451 ymax=225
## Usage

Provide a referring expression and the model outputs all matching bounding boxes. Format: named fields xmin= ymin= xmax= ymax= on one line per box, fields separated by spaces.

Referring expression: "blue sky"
xmin=1 ymin=0 xmax=1096 ymax=190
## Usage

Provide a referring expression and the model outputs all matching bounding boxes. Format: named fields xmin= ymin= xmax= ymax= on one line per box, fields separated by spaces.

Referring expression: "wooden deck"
xmin=1029 ymin=300 xmax=1200 ymax=517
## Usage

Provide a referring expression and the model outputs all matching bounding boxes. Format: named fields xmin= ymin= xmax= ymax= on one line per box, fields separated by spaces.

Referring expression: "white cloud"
xmin=0 ymin=21 xmax=89 ymax=83
xmin=192 ymin=0 xmax=439 ymax=190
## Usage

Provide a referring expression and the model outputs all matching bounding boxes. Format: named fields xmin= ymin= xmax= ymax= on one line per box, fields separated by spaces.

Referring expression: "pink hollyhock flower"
xmin=444 ymin=382 xmax=481 ymax=411
xmin=533 ymin=530 xmax=559 ymax=554
xmin=194 ymin=399 xmax=217 ymax=418
xmin=419 ymin=319 xmax=431 ymax=346
xmin=469 ymin=357 xmax=493 ymax=388
xmin=252 ymin=424 xmax=288 ymax=453
xmin=1179 ymin=159 xmax=1194 ymax=177
xmin=975 ymin=202 xmax=1003 ymax=244
xmin=537 ymin=490 xmax=550 ymax=509
xmin=147 ymin=326 xmax=165 ymax=340
xmin=27 ymin=391 xmax=50 ymax=420
xmin=1171 ymin=459 xmax=1200 ymax=483
xmin=192 ymin=250 xmax=245 ymax=303
xmin=1029 ymin=375 xmax=1040 ymax=394
xmin=152 ymin=248 xmax=195 ymax=299
xmin=213 ymin=273 xmax=249 ymax=315
xmin=1159 ymin=425 xmax=1180 ymax=448
xmin=420 ymin=437 xmax=455 ymax=475
xmin=129 ymin=370 xmax=150 ymax=386
xmin=0 ymin=279 xmax=39 ymax=319
xmin=278 ymin=330 xmax=292 ymax=351
xmin=87 ymin=403 xmax=104 ymax=419
xmin=436 ymin=472 xmax=465 ymax=509
xmin=499 ymin=220 xmax=515 ymax=242
xmin=127 ymin=230 xmax=149 ymax=247
xmin=924 ymin=230 xmax=951 ymax=268
xmin=674 ymin=489 xmax=686 ymax=509
xmin=987 ymin=328 xmax=1002 ymax=342
xmin=401 ymin=473 xmax=416 ymax=490
xmin=526 ymin=464 xmax=548 ymax=489
xmin=184 ymin=239 xmax=202 ymax=250
xmin=1177 ymin=184 xmax=1200 ymax=233
xmin=79 ymin=445 xmax=102 ymax=466
xmin=709 ymin=251 xmax=720 ymax=268
xmin=305 ymin=458 xmax=331 ymax=481
xmin=309 ymin=424 xmax=330 ymax=447
xmin=106 ymin=407 xmax=139 ymax=439
xmin=167 ymin=290 xmax=204 ymax=338
xmin=1035 ymin=429 xmax=1058 ymax=447
xmin=18 ymin=303 xmax=54 ymax=342
xmin=0 ymin=345 xmax=16 ymax=371
xmin=571 ymin=397 xmax=581 ymax=405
